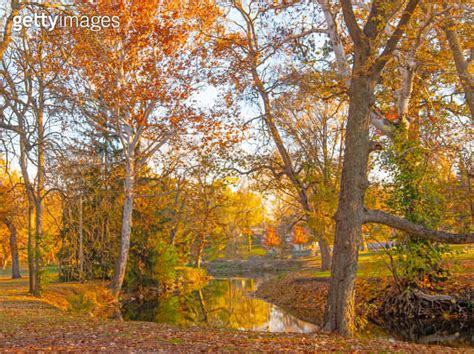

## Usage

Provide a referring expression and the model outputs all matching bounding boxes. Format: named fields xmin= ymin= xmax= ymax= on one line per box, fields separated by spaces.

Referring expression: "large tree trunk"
xmin=110 ymin=158 xmax=135 ymax=297
xmin=325 ymin=0 xmax=422 ymax=337
xmin=33 ymin=106 xmax=45 ymax=296
xmin=324 ymin=75 xmax=374 ymax=336
xmin=18 ymin=125 xmax=35 ymax=293
xmin=5 ymin=220 xmax=21 ymax=279
xmin=33 ymin=198 xmax=43 ymax=296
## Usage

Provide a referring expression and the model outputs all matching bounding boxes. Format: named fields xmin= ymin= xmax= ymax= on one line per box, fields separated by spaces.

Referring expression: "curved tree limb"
xmin=340 ymin=0 xmax=364 ymax=48
xmin=364 ymin=209 xmax=474 ymax=244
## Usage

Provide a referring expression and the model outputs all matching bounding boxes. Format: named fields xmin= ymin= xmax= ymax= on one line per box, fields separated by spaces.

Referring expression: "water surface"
xmin=122 ymin=277 xmax=317 ymax=333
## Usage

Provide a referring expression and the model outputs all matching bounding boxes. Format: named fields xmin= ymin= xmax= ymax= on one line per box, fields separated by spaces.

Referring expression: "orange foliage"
xmin=291 ymin=226 xmax=308 ymax=245
xmin=263 ymin=227 xmax=280 ymax=248
xmin=385 ymin=110 xmax=398 ymax=121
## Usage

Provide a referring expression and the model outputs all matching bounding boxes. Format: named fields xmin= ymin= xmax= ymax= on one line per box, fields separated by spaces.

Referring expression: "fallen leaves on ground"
xmin=0 ymin=277 xmax=469 ymax=352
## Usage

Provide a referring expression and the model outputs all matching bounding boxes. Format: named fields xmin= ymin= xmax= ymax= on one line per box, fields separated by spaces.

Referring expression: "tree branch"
xmin=371 ymin=0 xmax=420 ymax=77
xmin=340 ymin=0 xmax=365 ymax=47
xmin=364 ymin=209 xmax=474 ymax=244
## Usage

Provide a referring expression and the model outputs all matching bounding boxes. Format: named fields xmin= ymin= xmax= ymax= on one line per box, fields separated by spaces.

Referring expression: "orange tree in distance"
xmin=292 ymin=226 xmax=309 ymax=248
xmin=263 ymin=227 xmax=281 ymax=249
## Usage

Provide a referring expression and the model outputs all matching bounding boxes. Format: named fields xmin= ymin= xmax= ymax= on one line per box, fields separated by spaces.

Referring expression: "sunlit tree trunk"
xmin=195 ymin=236 xmax=205 ymax=269
xmin=18 ymin=119 xmax=36 ymax=294
xmin=110 ymin=155 xmax=135 ymax=297
xmin=32 ymin=97 xmax=45 ymax=296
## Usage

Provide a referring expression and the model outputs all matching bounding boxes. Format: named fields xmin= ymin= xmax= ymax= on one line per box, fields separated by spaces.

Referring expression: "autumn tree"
xmin=440 ymin=1 xmax=474 ymax=120
xmin=217 ymin=0 xmax=333 ymax=270
xmin=292 ymin=226 xmax=309 ymax=248
xmin=64 ymin=0 xmax=221 ymax=296
xmin=317 ymin=0 xmax=474 ymax=335
xmin=0 ymin=159 xmax=25 ymax=278
xmin=274 ymin=87 xmax=345 ymax=258
xmin=220 ymin=188 xmax=263 ymax=256
xmin=0 ymin=23 xmax=67 ymax=294
xmin=184 ymin=157 xmax=232 ymax=268
xmin=56 ymin=140 xmax=122 ymax=282
xmin=263 ymin=227 xmax=281 ymax=249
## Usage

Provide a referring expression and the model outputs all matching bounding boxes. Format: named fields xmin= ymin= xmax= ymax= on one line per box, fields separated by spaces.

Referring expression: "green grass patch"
xmin=307 ymin=247 xmax=473 ymax=279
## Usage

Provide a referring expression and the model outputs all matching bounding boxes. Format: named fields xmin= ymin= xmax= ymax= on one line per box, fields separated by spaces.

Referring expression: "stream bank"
xmin=255 ymin=273 xmax=474 ymax=348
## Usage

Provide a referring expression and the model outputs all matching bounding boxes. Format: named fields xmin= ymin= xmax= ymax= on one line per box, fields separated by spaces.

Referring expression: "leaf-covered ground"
xmin=0 ymin=277 xmax=471 ymax=352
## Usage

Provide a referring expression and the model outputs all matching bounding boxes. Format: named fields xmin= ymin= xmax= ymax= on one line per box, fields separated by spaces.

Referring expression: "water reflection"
xmin=122 ymin=278 xmax=317 ymax=334
xmin=386 ymin=317 xmax=474 ymax=347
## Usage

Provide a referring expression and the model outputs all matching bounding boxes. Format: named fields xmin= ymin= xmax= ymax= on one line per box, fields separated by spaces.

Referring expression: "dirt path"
xmin=0 ymin=277 xmax=468 ymax=352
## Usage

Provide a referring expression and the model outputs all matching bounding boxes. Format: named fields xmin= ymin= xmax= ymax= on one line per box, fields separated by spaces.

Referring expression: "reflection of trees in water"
xmin=197 ymin=278 xmax=270 ymax=330
xmin=122 ymin=278 xmax=317 ymax=334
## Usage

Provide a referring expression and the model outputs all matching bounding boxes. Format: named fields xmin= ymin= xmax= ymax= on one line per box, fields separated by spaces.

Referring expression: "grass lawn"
xmin=302 ymin=245 xmax=474 ymax=279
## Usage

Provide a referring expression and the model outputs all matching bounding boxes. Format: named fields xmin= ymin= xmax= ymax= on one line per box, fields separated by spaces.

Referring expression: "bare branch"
xmin=340 ymin=0 xmax=365 ymax=48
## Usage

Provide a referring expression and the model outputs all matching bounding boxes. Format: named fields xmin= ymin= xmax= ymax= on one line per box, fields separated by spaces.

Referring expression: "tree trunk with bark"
xmin=324 ymin=0 xmax=423 ymax=336
xmin=33 ymin=199 xmax=42 ymax=296
xmin=33 ymin=103 xmax=45 ymax=297
xmin=5 ymin=220 xmax=21 ymax=279
xmin=324 ymin=74 xmax=374 ymax=336
xmin=110 ymin=157 xmax=135 ymax=297
xmin=27 ymin=201 xmax=35 ymax=293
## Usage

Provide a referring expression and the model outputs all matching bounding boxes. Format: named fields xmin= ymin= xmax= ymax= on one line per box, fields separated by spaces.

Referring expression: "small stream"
xmin=121 ymin=277 xmax=317 ymax=333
